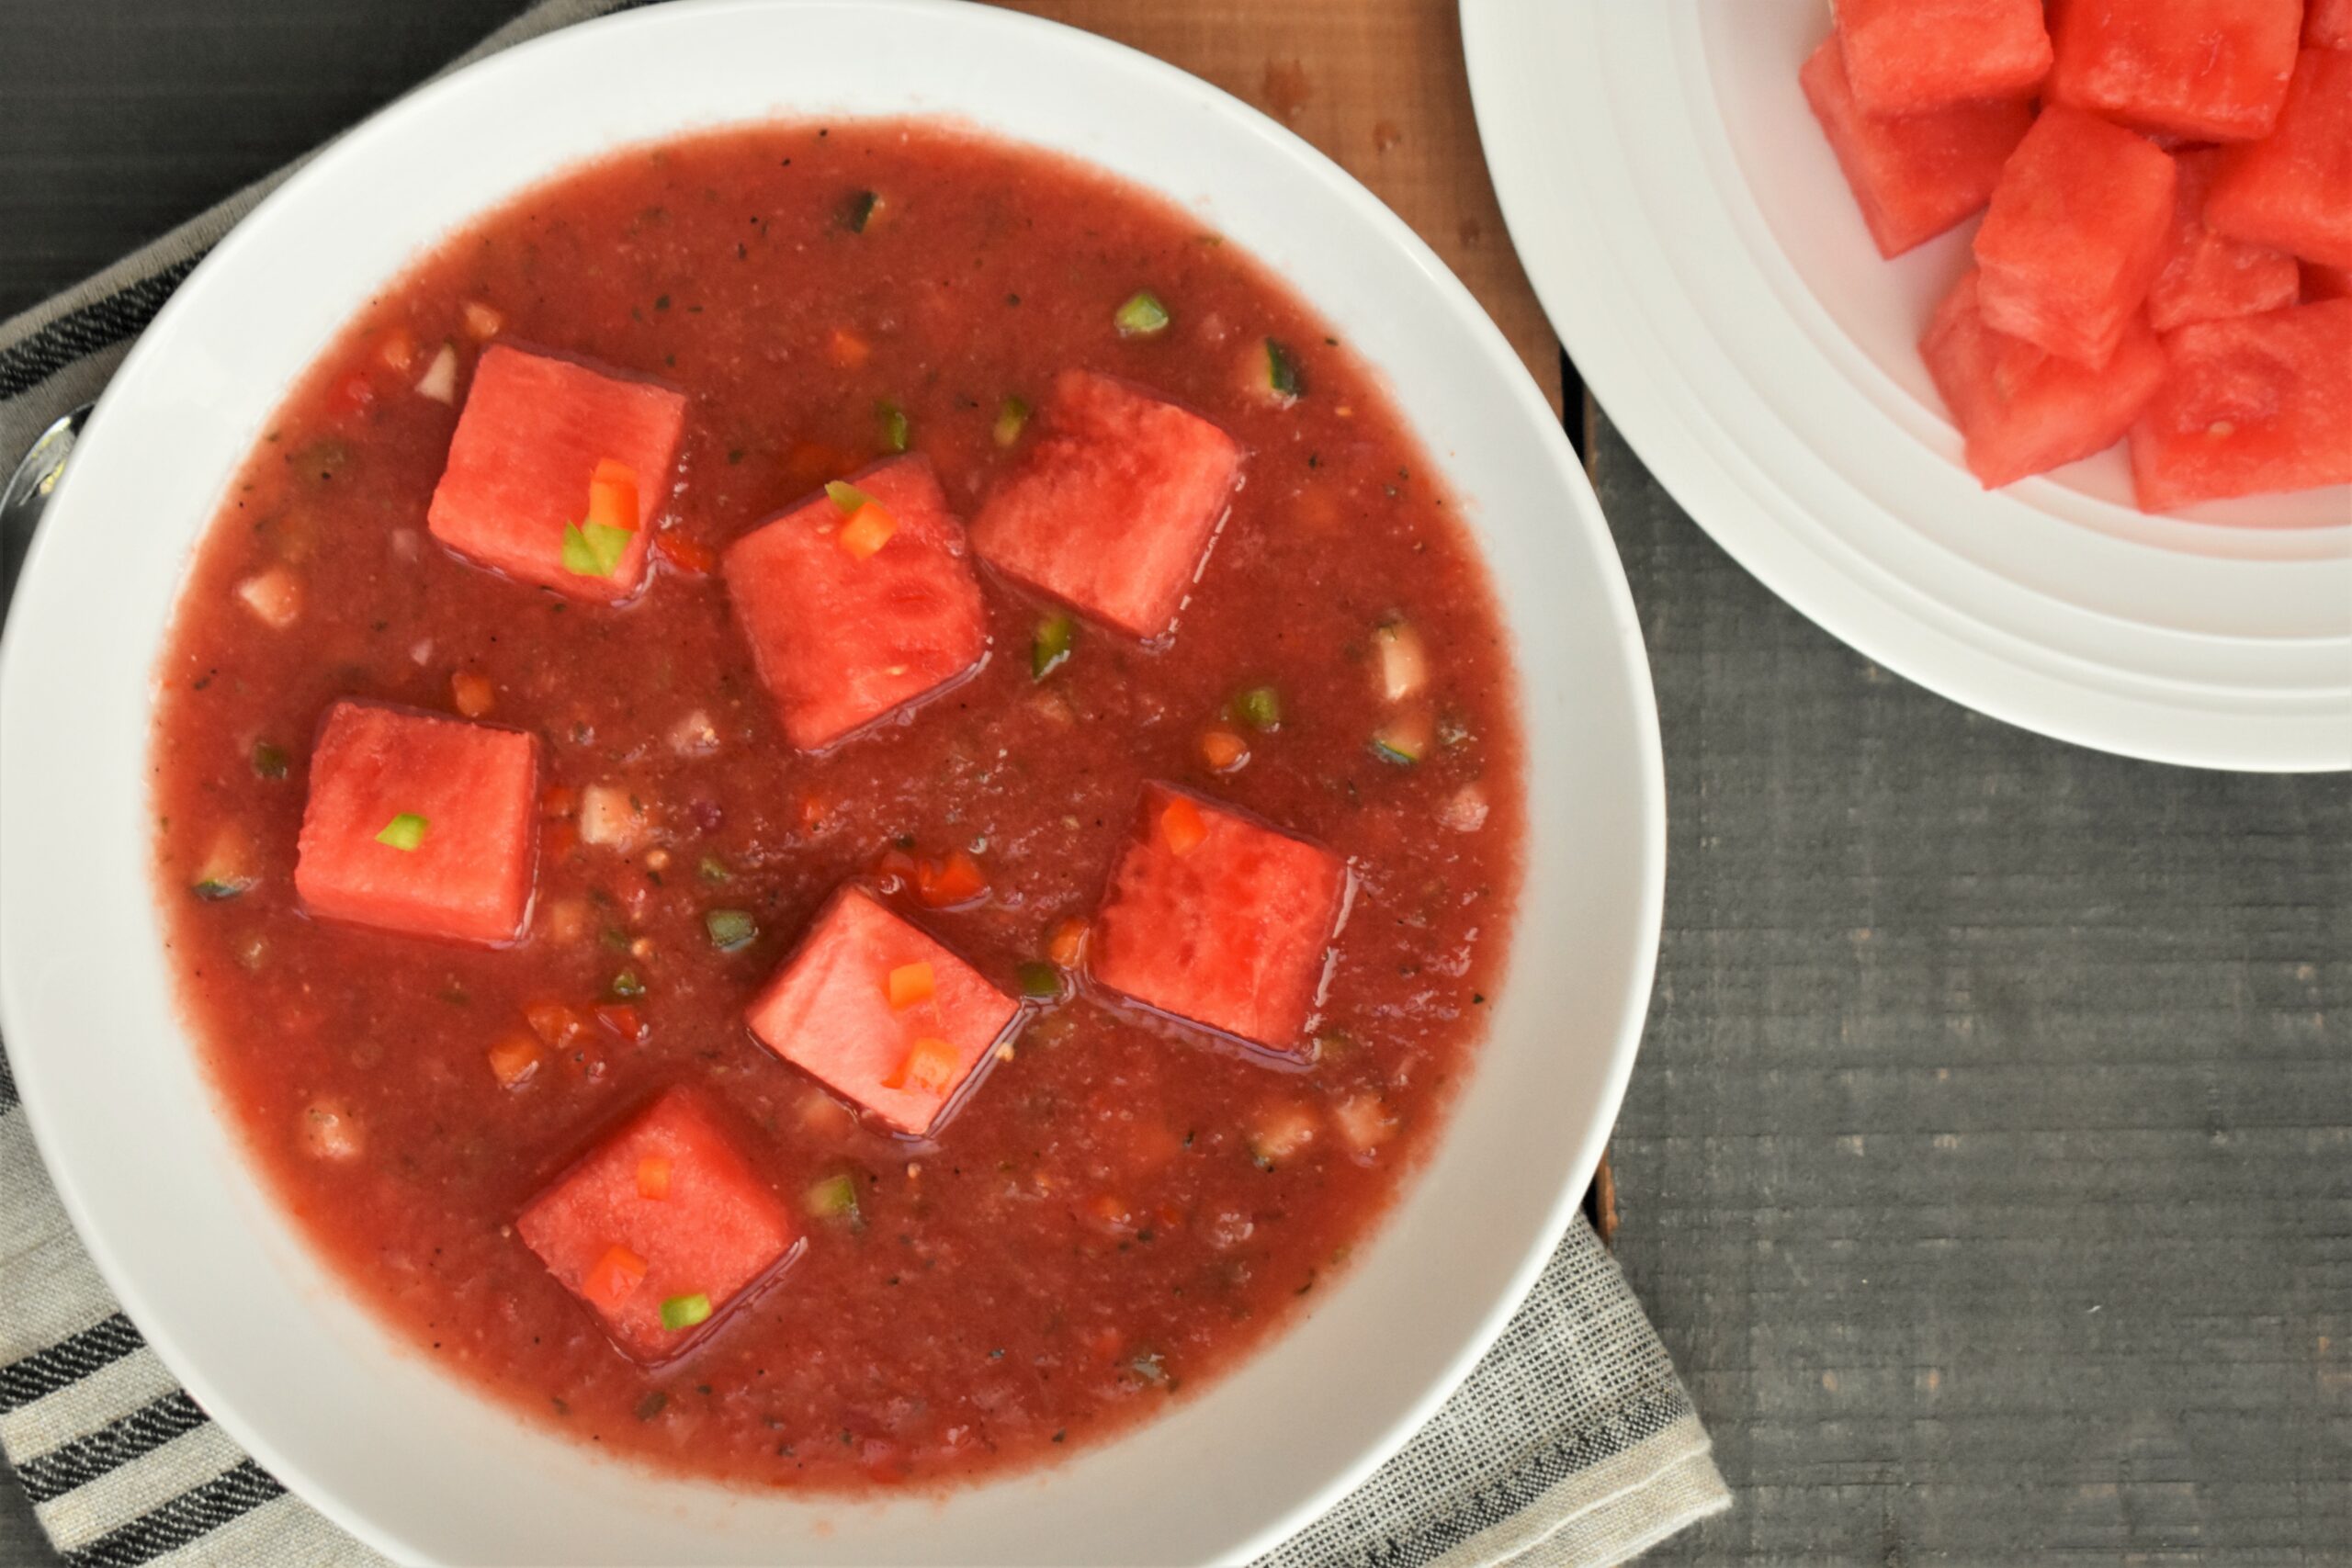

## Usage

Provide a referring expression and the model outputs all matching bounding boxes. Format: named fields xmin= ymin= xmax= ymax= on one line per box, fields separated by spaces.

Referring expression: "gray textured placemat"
xmin=0 ymin=2 xmax=1724 ymax=1563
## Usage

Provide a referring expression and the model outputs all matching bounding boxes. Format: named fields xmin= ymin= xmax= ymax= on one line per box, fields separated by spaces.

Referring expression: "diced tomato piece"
xmin=2207 ymin=49 xmax=2352 ymax=270
xmin=652 ymin=528 xmax=717 ymax=576
xmin=449 ymin=670 xmax=495 ymax=718
xmin=1800 ymin=35 xmax=2035 ymax=260
xmin=293 ymin=702 xmax=538 ymax=946
xmin=595 ymin=1002 xmax=648 ymax=1043
xmin=722 ymin=455 xmax=989 ymax=752
xmin=2310 ymin=0 xmax=2352 ymax=48
xmin=426 ymin=344 xmax=686 ymax=604
xmin=526 ymin=999 xmax=590 ymax=1048
xmin=1828 ymin=0 xmax=2050 ymax=115
xmin=486 ymin=1036 xmax=543 ymax=1089
xmin=826 ymin=327 xmax=872 ymax=370
xmin=971 ymin=369 xmax=1246 ymax=640
xmin=742 ymin=886 xmax=1020 ymax=1136
xmin=1091 ymin=784 xmax=1351 ymax=1053
xmin=2147 ymin=151 xmax=2303 ymax=333
xmin=1046 ymin=917 xmax=1089 ymax=970
xmin=2049 ymin=0 xmax=2303 ymax=142
xmin=1919 ymin=270 xmax=2169 ymax=488
xmin=1973 ymin=106 xmax=2177 ymax=367
xmin=635 ymin=1156 xmax=672 ymax=1200
xmin=912 ymin=849 xmax=989 ymax=908
xmin=2130 ymin=299 xmax=2352 ymax=509
xmin=516 ymin=1089 xmax=797 ymax=1362
xmin=888 ymin=961 xmax=936 ymax=1010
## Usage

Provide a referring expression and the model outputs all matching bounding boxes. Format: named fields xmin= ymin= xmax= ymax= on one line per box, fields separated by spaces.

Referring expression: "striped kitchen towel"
xmin=0 ymin=2 xmax=1730 ymax=1564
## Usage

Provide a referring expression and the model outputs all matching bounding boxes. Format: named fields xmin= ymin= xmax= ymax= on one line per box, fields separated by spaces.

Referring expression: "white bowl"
xmin=0 ymin=3 xmax=1664 ymax=1562
xmin=1465 ymin=0 xmax=2352 ymax=773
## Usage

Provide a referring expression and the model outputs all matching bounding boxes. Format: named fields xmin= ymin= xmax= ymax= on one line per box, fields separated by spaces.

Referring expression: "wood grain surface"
xmin=5 ymin=1 xmax=2348 ymax=1565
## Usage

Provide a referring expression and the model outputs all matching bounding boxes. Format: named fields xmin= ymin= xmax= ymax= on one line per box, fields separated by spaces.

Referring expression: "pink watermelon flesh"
xmin=1089 ymin=784 xmax=1350 ymax=1054
xmin=2207 ymin=49 xmax=2352 ymax=269
xmin=516 ymin=1089 xmax=797 ymax=1363
xmin=743 ymin=886 xmax=1019 ymax=1137
xmin=2305 ymin=0 xmax=2352 ymax=49
xmin=2147 ymin=150 xmax=2303 ymax=332
xmin=1830 ymin=0 xmax=2051 ymax=115
xmin=1802 ymin=35 xmax=2037 ymax=259
xmin=294 ymin=701 xmax=537 ymax=946
xmin=1920 ymin=269 xmax=2169 ymax=488
xmin=722 ymin=455 xmax=989 ymax=752
xmin=426 ymin=344 xmax=686 ymax=604
xmin=2130 ymin=299 xmax=2352 ymax=508
xmin=969 ymin=369 xmax=1245 ymax=640
xmin=2049 ymin=0 xmax=2303 ymax=141
xmin=1974 ymin=105 xmax=2177 ymax=367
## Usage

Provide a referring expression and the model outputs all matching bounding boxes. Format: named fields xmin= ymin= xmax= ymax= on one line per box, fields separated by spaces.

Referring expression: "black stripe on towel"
xmin=0 ymin=1047 xmax=17 ymax=1113
xmin=17 ymin=1391 xmax=209 ymax=1505
xmin=0 ymin=256 xmax=201 ymax=401
xmin=58 ymin=1457 xmax=284 ymax=1568
xmin=0 ymin=1314 xmax=146 ymax=1413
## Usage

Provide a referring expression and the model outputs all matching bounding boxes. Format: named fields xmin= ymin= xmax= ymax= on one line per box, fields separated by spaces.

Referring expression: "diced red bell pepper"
xmin=293 ymin=701 xmax=538 ymax=946
xmin=1089 ymin=784 xmax=1351 ymax=1054
xmin=516 ymin=1089 xmax=797 ymax=1362
xmin=1919 ymin=269 xmax=2169 ymax=488
xmin=2130 ymin=299 xmax=2352 ymax=509
xmin=2207 ymin=49 xmax=2352 ymax=270
xmin=1973 ymin=105 xmax=2178 ymax=367
xmin=970 ymin=369 xmax=1246 ymax=640
xmin=2049 ymin=0 xmax=2303 ymax=142
xmin=2146 ymin=151 xmax=2302 ymax=333
xmin=426 ymin=344 xmax=685 ymax=604
xmin=742 ymin=886 xmax=1021 ymax=1137
xmin=1828 ymin=0 xmax=2051 ymax=115
xmin=723 ymin=455 xmax=989 ymax=752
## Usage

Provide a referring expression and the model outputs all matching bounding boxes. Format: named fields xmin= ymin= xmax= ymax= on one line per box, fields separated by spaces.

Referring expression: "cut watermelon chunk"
xmin=1829 ymin=0 xmax=2051 ymax=115
xmin=426 ymin=344 xmax=686 ymax=604
xmin=2305 ymin=0 xmax=2352 ymax=49
xmin=2130 ymin=299 xmax=2352 ymax=508
xmin=722 ymin=456 xmax=989 ymax=752
xmin=1090 ymin=784 xmax=1351 ymax=1054
xmin=2304 ymin=261 xmax=2352 ymax=300
xmin=1920 ymin=269 xmax=2169 ymax=488
xmin=744 ymin=886 xmax=1020 ymax=1137
xmin=1801 ymin=35 xmax=2037 ymax=259
xmin=294 ymin=701 xmax=537 ymax=945
xmin=1974 ymin=105 xmax=2177 ymax=367
xmin=516 ymin=1089 xmax=797 ymax=1362
xmin=2207 ymin=49 xmax=2352 ymax=269
xmin=969 ymin=369 xmax=1245 ymax=640
xmin=2049 ymin=0 xmax=2303 ymax=142
xmin=2147 ymin=150 xmax=2303 ymax=332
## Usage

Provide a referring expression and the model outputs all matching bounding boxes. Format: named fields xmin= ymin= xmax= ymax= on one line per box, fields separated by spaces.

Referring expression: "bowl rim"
xmin=0 ymin=2 xmax=1666 ymax=1560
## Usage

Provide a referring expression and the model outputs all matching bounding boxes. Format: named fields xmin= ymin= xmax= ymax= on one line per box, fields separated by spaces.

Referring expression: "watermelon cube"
xmin=426 ymin=344 xmax=686 ymax=604
xmin=2130 ymin=299 xmax=2352 ymax=509
xmin=744 ymin=886 xmax=1020 ymax=1137
xmin=1089 ymin=784 xmax=1351 ymax=1055
xmin=970 ymin=369 xmax=1245 ymax=640
xmin=516 ymin=1089 xmax=797 ymax=1362
xmin=1829 ymin=0 xmax=2051 ymax=115
xmin=2049 ymin=0 xmax=2303 ymax=141
xmin=2309 ymin=0 xmax=2352 ymax=49
xmin=294 ymin=701 xmax=538 ymax=945
xmin=1919 ymin=269 xmax=2169 ymax=487
xmin=2147 ymin=151 xmax=2302 ymax=333
xmin=722 ymin=456 xmax=989 ymax=752
xmin=1974 ymin=106 xmax=2177 ymax=367
xmin=1801 ymin=35 xmax=2038 ymax=259
xmin=2207 ymin=50 xmax=2352 ymax=269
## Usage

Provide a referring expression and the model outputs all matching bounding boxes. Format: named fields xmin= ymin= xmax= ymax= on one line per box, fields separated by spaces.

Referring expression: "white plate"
xmin=0 ymin=2 xmax=1665 ymax=1562
xmin=1464 ymin=0 xmax=2352 ymax=773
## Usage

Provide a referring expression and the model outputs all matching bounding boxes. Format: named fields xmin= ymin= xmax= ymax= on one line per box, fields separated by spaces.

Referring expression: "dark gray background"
xmin=4 ymin=2 xmax=2347 ymax=1562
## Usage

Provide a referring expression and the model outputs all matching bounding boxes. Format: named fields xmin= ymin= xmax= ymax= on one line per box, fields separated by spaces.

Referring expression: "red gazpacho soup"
xmin=151 ymin=120 xmax=1523 ymax=1492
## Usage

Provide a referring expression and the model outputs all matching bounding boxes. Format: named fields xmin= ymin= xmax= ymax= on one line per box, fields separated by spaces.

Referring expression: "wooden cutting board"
xmin=985 ymin=0 xmax=1565 ymax=414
